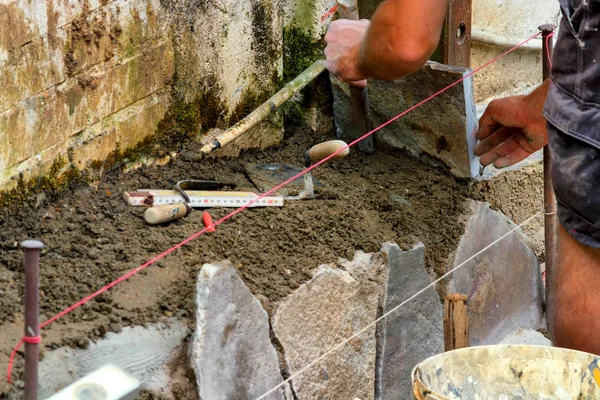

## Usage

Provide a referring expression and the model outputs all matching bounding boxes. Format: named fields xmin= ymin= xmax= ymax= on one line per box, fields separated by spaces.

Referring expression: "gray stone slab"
xmin=332 ymin=62 xmax=479 ymax=178
xmin=190 ymin=261 xmax=289 ymax=400
xmin=39 ymin=320 xmax=189 ymax=398
xmin=272 ymin=265 xmax=379 ymax=400
xmin=378 ymin=242 xmax=444 ymax=400
xmin=446 ymin=200 xmax=544 ymax=346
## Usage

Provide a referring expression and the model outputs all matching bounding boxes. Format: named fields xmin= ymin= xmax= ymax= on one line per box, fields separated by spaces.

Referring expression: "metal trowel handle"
xmin=305 ymin=140 xmax=350 ymax=165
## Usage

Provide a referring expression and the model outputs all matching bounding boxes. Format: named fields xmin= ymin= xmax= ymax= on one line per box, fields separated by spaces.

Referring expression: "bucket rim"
xmin=411 ymin=344 xmax=600 ymax=387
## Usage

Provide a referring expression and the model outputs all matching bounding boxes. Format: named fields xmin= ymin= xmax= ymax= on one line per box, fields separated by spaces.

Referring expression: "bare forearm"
xmin=359 ymin=0 xmax=449 ymax=80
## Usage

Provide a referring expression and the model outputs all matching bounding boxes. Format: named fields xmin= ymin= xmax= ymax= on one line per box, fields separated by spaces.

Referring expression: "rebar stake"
xmin=22 ymin=239 xmax=43 ymax=400
xmin=539 ymin=24 xmax=556 ymax=317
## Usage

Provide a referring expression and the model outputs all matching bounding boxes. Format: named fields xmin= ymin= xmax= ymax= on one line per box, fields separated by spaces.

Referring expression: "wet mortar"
xmin=0 ymin=125 xmax=542 ymax=397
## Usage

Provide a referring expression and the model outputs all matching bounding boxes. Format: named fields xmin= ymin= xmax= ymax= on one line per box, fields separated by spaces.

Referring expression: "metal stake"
xmin=22 ymin=239 xmax=43 ymax=400
xmin=539 ymin=24 xmax=556 ymax=315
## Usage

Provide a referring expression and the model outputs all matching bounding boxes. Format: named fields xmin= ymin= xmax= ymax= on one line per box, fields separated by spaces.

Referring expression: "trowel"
xmin=246 ymin=140 xmax=350 ymax=200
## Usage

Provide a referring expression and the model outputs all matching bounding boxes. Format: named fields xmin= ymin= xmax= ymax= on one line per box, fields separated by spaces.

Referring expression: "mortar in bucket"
xmin=412 ymin=345 xmax=600 ymax=399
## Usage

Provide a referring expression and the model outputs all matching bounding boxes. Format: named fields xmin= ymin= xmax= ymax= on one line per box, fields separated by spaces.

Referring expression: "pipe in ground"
xmin=200 ymin=60 xmax=327 ymax=155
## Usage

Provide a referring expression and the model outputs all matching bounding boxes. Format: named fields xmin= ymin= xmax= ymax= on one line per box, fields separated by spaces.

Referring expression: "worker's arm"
xmin=325 ymin=0 xmax=449 ymax=85
xmin=475 ymin=79 xmax=550 ymax=168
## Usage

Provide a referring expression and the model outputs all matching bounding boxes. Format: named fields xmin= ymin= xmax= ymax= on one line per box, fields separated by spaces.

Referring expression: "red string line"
xmin=6 ymin=31 xmax=542 ymax=384
xmin=22 ymin=337 xmax=41 ymax=345
xmin=321 ymin=4 xmax=338 ymax=22
xmin=546 ymin=32 xmax=555 ymax=69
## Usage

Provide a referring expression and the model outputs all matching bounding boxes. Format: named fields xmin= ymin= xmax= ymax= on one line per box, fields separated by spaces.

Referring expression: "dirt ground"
xmin=0 ymin=125 xmax=543 ymax=397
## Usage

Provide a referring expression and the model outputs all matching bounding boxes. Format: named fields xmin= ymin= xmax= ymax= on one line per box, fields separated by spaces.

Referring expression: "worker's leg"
xmin=548 ymin=224 xmax=600 ymax=355
xmin=546 ymin=123 xmax=600 ymax=355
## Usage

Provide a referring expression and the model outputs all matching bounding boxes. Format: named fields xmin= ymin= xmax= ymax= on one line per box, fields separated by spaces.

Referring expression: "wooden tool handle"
xmin=307 ymin=140 xmax=350 ymax=163
xmin=144 ymin=203 xmax=188 ymax=225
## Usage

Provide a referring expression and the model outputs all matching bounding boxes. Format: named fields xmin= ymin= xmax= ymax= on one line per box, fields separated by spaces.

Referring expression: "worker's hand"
xmin=475 ymin=84 xmax=549 ymax=168
xmin=324 ymin=19 xmax=370 ymax=88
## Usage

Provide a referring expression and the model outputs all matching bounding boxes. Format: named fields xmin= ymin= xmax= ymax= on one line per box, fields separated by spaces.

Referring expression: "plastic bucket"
xmin=412 ymin=345 xmax=600 ymax=399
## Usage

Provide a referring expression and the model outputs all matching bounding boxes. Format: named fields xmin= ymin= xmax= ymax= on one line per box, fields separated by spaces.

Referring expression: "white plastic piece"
xmin=47 ymin=364 xmax=140 ymax=400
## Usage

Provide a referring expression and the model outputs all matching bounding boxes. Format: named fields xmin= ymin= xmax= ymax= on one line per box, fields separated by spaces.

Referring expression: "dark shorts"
xmin=548 ymin=122 xmax=600 ymax=249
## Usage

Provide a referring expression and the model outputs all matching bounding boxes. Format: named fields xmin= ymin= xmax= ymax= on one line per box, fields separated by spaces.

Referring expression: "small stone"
xmin=163 ymin=311 xmax=173 ymax=317
xmin=387 ymin=193 xmax=412 ymax=206
xmin=35 ymin=192 xmax=47 ymax=209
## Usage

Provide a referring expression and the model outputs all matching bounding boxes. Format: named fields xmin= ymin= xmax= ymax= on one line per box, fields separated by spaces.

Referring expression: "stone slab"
xmin=378 ymin=242 xmax=444 ymax=400
xmin=445 ymin=200 xmax=544 ymax=346
xmin=331 ymin=61 xmax=478 ymax=178
xmin=272 ymin=265 xmax=379 ymax=400
xmin=190 ymin=261 xmax=289 ymax=400
xmin=38 ymin=320 xmax=189 ymax=398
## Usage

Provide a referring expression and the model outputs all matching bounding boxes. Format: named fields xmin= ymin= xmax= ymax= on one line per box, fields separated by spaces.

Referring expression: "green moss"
xmin=0 ymin=157 xmax=83 ymax=210
xmin=282 ymin=26 xmax=333 ymax=126
xmin=283 ymin=26 xmax=324 ymax=82
xmin=251 ymin=1 xmax=280 ymax=70
xmin=291 ymin=0 xmax=317 ymax=34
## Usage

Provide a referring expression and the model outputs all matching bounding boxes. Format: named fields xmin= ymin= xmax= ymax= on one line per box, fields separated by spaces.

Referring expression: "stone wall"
xmin=0 ymin=0 xmax=297 ymax=191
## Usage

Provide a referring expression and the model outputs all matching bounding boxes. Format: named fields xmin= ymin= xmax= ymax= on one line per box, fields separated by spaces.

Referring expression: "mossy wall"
xmin=0 ymin=0 xmax=335 ymax=201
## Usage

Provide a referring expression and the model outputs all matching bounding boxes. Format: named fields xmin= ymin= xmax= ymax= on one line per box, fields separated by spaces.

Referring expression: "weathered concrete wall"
xmin=472 ymin=0 xmax=561 ymax=103
xmin=0 ymin=0 xmax=174 ymax=188
xmin=0 ymin=0 xmax=286 ymax=190
xmin=355 ymin=0 xmax=560 ymax=104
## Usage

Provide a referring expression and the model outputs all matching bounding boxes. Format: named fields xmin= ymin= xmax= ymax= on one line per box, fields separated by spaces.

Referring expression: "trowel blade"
xmin=245 ymin=163 xmax=322 ymax=196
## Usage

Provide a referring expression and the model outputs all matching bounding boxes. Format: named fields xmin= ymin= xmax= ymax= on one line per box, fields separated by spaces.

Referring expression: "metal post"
xmin=441 ymin=0 xmax=473 ymax=67
xmin=539 ymin=24 xmax=556 ymax=315
xmin=22 ymin=239 xmax=43 ymax=400
xmin=337 ymin=0 xmax=374 ymax=154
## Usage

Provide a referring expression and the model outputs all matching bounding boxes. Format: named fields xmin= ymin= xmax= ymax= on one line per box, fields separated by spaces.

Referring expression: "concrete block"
xmin=445 ymin=200 xmax=544 ymax=346
xmin=65 ymin=0 xmax=166 ymax=77
xmin=64 ymin=39 xmax=174 ymax=133
xmin=71 ymin=90 xmax=170 ymax=169
xmin=378 ymin=242 xmax=444 ymax=400
xmin=272 ymin=265 xmax=379 ymax=400
xmin=190 ymin=261 xmax=289 ymax=400
xmin=0 ymin=89 xmax=72 ymax=171
xmin=0 ymin=32 xmax=67 ymax=112
xmin=38 ymin=320 xmax=189 ymax=398
xmin=332 ymin=62 xmax=478 ymax=178
xmin=0 ymin=1 xmax=43 ymax=52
